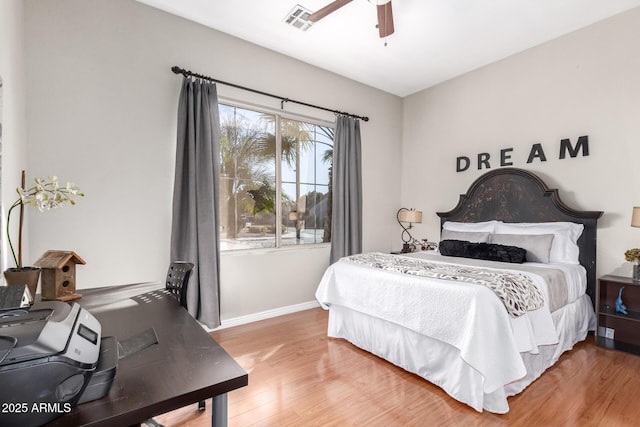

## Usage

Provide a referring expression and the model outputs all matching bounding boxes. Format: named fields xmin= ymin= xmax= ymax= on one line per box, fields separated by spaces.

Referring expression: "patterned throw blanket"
xmin=345 ymin=253 xmax=544 ymax=317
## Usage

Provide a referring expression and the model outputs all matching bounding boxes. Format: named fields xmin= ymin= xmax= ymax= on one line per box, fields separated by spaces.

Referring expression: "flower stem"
xmin=6 ymin=200 xmax=22 ymax=269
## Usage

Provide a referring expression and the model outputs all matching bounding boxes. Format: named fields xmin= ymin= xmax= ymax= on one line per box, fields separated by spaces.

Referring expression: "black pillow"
xmin=439 ymin=239 xmax=526 ymax=264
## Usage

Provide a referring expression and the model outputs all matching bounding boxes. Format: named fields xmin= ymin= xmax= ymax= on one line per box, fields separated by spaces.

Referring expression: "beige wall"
xmin=402 ymin=7 xmax=640 ymax=279
xmin=0 ymin=0 xmax=28 ymax=275
xmin=22 ymin=0 xmax=402 ymax=323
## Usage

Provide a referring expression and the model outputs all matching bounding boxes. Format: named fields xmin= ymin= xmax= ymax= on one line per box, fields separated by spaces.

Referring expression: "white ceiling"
xmin=137 ymin=0 xmax=640 ymax=97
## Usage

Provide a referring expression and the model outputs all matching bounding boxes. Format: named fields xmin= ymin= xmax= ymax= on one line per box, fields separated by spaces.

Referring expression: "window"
xmin=219 ymin=103 xmax=333 ymax=251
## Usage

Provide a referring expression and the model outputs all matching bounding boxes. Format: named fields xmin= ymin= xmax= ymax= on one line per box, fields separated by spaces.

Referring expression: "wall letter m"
xmin=560 ymin=135 xmax=589 ymax=159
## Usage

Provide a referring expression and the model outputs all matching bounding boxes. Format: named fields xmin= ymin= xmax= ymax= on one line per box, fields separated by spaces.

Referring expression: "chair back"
xmin=165 ymin=261 xmax=194 ymax=309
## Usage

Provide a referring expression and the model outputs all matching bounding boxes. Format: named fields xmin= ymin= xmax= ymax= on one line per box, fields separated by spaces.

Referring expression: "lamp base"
xmin=401 ymin=243 xmax=415 ymax=254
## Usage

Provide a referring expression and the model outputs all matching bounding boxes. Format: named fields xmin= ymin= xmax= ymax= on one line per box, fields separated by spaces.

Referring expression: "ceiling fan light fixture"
xmin=284 ymin=4 xmax=314 ymax=31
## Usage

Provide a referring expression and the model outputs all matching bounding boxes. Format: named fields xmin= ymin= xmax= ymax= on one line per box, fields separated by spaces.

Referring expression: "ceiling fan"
xmin=308 ymin=0 xmax=395 ymax=38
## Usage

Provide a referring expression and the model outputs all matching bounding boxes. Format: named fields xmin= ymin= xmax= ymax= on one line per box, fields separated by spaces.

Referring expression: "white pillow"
xmin=488 ymin=233 xmax=554 ymax=263
xmin=442 ymin=220 xmax=499 ymax=233
xmin=441 ymin=229 xmax=491 ymax=243
xmin=493 ymin=222 xmax=584 ymax=264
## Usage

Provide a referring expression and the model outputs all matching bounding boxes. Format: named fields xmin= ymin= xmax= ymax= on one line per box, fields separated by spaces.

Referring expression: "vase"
xmin=4 ymin=267 xmax=41 ymax=298
xmin=634 ymin=264 xmax=640 ymax=282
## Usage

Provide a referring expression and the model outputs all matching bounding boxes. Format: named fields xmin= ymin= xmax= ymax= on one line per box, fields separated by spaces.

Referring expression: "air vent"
xmin=284 ymin=4 xmax=313 ymax=31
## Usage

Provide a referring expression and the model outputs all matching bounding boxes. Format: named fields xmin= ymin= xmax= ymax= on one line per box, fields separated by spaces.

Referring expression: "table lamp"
xmin=397 ymin=208 xmax=422 ymax=253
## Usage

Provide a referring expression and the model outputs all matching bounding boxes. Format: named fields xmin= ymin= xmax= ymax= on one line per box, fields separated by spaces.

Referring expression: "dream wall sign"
xmin=456 ymin=135 xmax=589 ymax=172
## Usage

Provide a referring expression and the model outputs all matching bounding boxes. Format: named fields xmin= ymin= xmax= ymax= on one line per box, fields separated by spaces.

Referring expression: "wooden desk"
xmin=45 ymin=282 xmax=247 ymax=427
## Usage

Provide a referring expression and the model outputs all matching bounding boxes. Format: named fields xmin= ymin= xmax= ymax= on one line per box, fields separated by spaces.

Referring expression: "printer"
xmin=0 ymin=301 xmax=117 ymax=427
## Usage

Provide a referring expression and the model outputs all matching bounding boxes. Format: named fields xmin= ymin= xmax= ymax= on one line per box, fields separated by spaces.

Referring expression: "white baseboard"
xmin=205 ymin=300 xmax=321 ymax=331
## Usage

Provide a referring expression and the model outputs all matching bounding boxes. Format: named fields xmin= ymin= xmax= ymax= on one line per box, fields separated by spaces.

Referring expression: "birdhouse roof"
xmin=34 ymin=250 xmax=86 ymax=269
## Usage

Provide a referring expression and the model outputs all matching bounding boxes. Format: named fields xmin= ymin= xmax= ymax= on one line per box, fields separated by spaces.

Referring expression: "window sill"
xmin=220 ymin=243 xmax=330 ymax=257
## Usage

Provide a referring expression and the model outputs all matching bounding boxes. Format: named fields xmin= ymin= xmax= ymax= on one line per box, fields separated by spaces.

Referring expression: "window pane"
xmin=281 ymin=120 xmax=333 ymax=247
xmin=282 ymin=183 xmax=330 ymax=246
xmin=315 ymin=128 xmax=334 ymax=186
xmin=219 ymin=104 xmax=276 ymax=250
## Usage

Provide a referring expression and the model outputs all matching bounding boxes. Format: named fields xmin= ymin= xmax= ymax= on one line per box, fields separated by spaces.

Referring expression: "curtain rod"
xmin=171 ymin=66 xmax=369 ymax=122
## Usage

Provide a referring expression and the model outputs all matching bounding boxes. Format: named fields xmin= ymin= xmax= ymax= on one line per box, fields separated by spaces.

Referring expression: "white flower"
xmin=18 ymin=177 xmax=83 ymax=212
xmin=7 ymin=175 xmax=85 ymax=268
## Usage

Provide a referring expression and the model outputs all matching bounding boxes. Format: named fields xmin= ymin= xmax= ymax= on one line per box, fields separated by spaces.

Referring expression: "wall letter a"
xmin=527 ymin=143 xmax=547 ymax=163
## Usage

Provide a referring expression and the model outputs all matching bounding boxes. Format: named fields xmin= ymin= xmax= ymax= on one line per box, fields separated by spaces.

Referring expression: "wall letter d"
xmin=456 ymin=156 xmax=470 ymax=172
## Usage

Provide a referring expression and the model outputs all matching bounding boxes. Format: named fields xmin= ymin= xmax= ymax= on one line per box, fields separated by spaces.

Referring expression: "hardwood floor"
xmin=155 ymin=308 xmax=640 ymax=426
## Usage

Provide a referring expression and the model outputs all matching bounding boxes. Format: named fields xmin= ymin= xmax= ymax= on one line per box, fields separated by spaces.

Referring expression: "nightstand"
xmin=596 ymin=275 xmax=640 ymax=355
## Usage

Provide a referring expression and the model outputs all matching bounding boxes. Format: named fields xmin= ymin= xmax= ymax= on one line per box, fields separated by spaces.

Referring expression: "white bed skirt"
xmin=326 ymin=294 xmax=595 ymax=414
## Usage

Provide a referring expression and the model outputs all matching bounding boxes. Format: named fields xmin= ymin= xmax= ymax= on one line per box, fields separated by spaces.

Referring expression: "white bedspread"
xmin=315 ymin=252 xmax=566 ymax=394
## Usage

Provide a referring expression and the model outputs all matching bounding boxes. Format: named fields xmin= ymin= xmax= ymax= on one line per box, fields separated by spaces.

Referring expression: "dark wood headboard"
xmin=437 ymin=168 xmax=603 ymax=306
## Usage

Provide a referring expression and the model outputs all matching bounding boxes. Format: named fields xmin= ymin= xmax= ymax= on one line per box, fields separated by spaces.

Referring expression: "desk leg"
xmin=212 ymin=394 xmax=228 ymax=427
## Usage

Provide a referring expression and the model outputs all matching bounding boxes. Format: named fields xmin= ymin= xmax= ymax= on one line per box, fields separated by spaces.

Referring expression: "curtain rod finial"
xmin=171 ymin=66 xmax=184 ymax=75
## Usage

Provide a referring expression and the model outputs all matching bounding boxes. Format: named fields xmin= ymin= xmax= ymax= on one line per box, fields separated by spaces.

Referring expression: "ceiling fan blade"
xmin=308 ymin=0 xmax=353 ymax=23
xmin=377 ymin=1 xmax=395 ymax=37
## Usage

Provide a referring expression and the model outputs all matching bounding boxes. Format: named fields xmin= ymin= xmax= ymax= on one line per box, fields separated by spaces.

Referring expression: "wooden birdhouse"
xmin=34 ymin=250 xmax=86 ymax=301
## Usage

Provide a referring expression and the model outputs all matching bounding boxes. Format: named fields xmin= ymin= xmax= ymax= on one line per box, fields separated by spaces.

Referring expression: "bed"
xmin=315 ymin=168 xmax=603 ymax=413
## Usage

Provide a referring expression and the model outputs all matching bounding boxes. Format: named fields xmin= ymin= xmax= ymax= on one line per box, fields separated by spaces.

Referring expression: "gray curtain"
xmin=329 ymin=115 xmax=363 ymax=264
xmin=171 ymin=76 xmax=221 ymax=328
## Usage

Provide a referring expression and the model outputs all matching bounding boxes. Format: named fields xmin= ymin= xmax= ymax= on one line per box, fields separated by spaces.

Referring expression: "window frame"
xmin=218 ymin=97 xmax=335 ymax=252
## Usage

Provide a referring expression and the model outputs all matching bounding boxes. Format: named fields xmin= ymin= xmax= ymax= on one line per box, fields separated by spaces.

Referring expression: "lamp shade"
xmin=632 ymin=207 xmax=640 ymax=227
xmin=398 ymin=209 xmax=422 ymax=224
